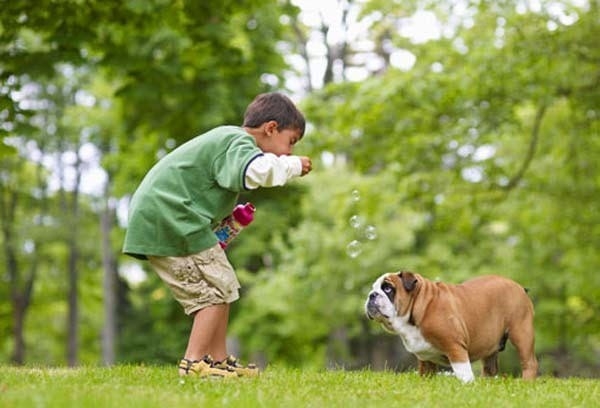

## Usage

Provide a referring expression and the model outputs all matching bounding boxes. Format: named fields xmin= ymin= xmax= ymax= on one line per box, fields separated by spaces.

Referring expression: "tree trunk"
xmin=63 ymin=149 xmax=82 ymax=367
xmin=2 ymin=153 xmax=47 ymax=365
xmin=1 ymin=162 xmax=23 ymax=364
xmin=101 ymin=181 xmax=117 ymax=365
xmin=11 ymin=299 xmax=25 ymax=364
xmin=67 ymin=239 xmax=79 ymax=366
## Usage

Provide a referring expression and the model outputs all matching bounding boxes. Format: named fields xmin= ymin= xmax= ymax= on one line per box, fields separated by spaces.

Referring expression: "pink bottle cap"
xmin=232 ymin=202 xmax=255 ymax=226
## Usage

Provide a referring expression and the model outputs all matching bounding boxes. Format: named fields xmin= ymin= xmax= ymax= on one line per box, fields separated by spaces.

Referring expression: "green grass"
xmin=0 ymin=365 xmax=597 ymax=408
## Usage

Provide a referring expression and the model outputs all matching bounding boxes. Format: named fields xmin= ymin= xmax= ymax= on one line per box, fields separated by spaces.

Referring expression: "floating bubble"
xmin=346 ymin=240 xmax=363 ymax=258
xmin=363 ymin=225 xmax=377 ymax=240
xmin=349 ymin=215 xmax=364 ymax=229
xmin=351 ymin=189 xmax=360 ymax=203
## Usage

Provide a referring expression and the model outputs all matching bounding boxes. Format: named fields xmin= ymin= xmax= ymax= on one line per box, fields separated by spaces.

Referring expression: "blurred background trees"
xmin=1 ymin=0 xmax=598 ymax=377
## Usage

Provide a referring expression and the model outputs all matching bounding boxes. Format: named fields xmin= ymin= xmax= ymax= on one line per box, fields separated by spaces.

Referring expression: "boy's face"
xmin=260 ymin=121 xmax=302 ymax=156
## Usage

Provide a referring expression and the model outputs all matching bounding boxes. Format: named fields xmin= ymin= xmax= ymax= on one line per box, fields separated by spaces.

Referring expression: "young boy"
xmin=123 ymin=92 xmax=312 ymax=377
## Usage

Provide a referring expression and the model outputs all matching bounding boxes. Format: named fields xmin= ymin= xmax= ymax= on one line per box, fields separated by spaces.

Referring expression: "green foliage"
xmin=94 ymin=0 xmax=294 ymax=194
xmin=0 ymin=0 xmax=295 ymax=194
xmin=1 ymin=365 xmax=599 ymax=408
xmin=117 ymin=272 xmax=190 ymax=364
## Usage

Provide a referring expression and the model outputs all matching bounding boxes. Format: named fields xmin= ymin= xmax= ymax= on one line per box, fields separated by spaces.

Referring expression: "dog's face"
xmin=365 ymin=271 xmax=419 ymax=332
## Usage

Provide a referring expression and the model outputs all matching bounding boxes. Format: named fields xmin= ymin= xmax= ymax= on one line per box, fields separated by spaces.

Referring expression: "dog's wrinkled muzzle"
xmin=365 ymin=292 xmax=382 ymax=320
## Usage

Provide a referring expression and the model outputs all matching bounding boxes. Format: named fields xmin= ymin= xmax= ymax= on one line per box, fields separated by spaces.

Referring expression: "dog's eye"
xmin=381 ymin=282 xmax=396 ymax=302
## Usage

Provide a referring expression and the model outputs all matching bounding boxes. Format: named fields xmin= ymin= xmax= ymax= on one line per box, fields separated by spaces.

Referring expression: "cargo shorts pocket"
xmin=190 ymin=245 xmax=240 ymax=299
xmin=170 ymin=258 xmax=208 ymax=293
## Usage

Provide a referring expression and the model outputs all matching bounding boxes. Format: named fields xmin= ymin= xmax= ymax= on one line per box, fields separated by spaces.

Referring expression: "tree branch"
xmin=502 ymin=102 xmax=547 ymax=191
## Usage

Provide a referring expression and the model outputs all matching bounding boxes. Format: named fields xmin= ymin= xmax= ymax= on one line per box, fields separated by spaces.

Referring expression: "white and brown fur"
xmin=365 ymin=271 xmax=538 ymax=382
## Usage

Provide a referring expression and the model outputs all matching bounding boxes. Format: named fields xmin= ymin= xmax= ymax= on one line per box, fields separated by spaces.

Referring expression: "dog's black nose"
xmin=369 ymin=292 xmax=377 ymax=301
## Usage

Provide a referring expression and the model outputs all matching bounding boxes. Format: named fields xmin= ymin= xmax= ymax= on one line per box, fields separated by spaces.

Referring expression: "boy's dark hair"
xmin=243 ymin=92 xmax=305 ymax=137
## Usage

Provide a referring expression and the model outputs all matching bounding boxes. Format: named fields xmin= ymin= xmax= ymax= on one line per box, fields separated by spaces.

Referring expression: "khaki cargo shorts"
xmin=147 ymin=244 xmax=241 ymax=315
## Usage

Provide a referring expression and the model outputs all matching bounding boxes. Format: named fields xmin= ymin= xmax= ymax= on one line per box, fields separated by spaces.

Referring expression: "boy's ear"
xmin=264 ymin=120 xmax=279 ymax=135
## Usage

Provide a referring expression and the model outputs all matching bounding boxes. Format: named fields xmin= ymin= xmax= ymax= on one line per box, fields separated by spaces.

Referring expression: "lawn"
xmin=1 ymin=364 xmax=597 ymax=407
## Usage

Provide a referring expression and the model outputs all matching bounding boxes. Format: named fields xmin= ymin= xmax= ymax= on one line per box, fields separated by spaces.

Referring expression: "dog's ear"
xmin=399 ymin=271 xmax=418 ymax=292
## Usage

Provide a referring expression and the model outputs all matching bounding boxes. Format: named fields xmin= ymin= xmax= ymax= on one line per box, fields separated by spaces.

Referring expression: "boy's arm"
xmin=244 ymin=153 xmax=311 ymax=189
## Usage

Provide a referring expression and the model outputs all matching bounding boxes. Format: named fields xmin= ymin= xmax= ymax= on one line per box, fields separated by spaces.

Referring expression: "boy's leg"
xmin=208 ymin=303 xmax=230 ymax=362
xmin=184 ymin=302 xmax=230 ymax=362
xmin=147 ymin=246 xmax=241 ymax=375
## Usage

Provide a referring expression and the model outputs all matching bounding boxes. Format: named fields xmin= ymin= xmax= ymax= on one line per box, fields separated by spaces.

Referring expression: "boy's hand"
xmin=299 ymin=156 xmax=312 ymax=176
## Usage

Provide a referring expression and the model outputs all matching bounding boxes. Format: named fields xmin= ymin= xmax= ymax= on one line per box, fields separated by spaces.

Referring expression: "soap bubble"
xmin=363 ymin=225 xmax=377 ymax=240
xmin=349 ymin=215 xmax=364 ymax=229
xmin=346 ymin=240 xmax=363 ymax=258
xmin=351 ymin=189 xmax=360 ymax=203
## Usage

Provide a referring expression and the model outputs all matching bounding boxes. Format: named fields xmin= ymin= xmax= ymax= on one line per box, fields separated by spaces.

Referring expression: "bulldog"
xmin=365 ymin=271 xmax=538 ymax=383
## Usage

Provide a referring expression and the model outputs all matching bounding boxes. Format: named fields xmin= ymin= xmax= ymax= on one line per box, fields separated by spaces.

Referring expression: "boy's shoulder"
xmin=197 ymin=126 xmax=257 ymax=149
xmin=162 ymin=126 xmax=259 ymax=162
xmin=202 ymin=125 xmax=246 ymax=138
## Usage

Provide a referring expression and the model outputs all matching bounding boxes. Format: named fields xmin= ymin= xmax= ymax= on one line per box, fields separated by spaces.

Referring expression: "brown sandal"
xmin=178 ymin=355 xmax=238 ymax=378
xmin=212 ymin=355 xmax=259 ymax=377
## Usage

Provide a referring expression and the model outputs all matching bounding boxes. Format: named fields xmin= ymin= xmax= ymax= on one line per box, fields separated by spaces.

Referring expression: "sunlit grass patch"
xmin=1 ymin=364 xmax=598 ymax=407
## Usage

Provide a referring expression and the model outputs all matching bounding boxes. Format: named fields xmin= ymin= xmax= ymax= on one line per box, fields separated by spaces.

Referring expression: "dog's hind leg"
xmin=482 ymin=352 xmax=499 ymax=377
xmin=508 ymin=320 xmax=538 ymax=380
xmin=482 ymin=332 xmax=506 ymax=377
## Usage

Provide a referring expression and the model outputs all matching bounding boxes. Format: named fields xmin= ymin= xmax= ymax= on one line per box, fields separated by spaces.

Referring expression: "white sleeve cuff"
xmin=245 ymin=154 xmax=303 ymax=189
xmin=287 ymin=156 xmax=303 ymax=177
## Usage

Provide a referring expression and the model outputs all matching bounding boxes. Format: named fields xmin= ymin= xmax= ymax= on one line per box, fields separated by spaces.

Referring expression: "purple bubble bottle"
xmin=214 ymin=202 xmax=256 ymax=249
